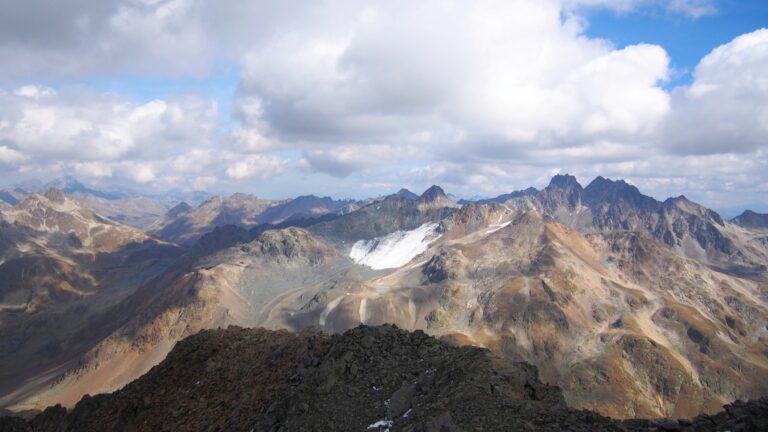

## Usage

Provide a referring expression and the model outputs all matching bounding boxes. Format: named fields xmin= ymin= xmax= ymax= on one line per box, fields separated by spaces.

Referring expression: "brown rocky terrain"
xmin=70 ymin=193 xmax=168 ymax=229
xmin=1 ymin=178 xmax=767 ymax=423
xmin=0 ymin=177 xmax=176 ymax=230
xmin=1 ymin=325 xmax=767 ymax=432
xmin=0 ymin=189 xmax=183 ymax=411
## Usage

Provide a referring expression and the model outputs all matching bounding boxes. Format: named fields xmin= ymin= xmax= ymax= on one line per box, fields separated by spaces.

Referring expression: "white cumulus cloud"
xmin=225 ymin=154 xmax=288 ymax=180
xmin=663 ymin=28 xmax=768 ymax=155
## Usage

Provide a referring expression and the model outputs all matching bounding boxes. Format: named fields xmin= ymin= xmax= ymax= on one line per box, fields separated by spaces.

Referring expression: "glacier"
xmin=349 ymin=222 xmax=440 ymax=270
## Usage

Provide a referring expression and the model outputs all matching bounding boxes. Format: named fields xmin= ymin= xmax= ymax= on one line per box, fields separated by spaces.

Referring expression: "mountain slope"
xmin=0 ymin=225 xmax=346 ymax=411
xmin=21 ymin=197 xmax=764 ymax=418
xmin=150 ymin=193 xmax=357 ymax=244
xmin=504 ymin=175 xmax=768 ymax=274
xmin=0 ymin=189 xmax=183 ymax=410
xmin=0 ymin=178 xmax=171 ymax=229
xmin=308 ymin=187 xmax=458 ymax=243
xmin=1 ymin=178 xmax=767 ymax=421
xmin=0 ymin=185 xmax=462 ymax=411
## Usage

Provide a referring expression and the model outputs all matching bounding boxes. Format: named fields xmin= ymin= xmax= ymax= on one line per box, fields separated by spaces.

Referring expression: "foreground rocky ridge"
xmin=0 ymin=325 xmax=766 ymax=432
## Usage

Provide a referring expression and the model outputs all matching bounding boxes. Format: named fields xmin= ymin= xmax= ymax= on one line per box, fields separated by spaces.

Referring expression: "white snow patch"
xmin=350 ymin=222 xmax=440 ymax=270
xmin=367 ymin=420 xmax=393 ymax=430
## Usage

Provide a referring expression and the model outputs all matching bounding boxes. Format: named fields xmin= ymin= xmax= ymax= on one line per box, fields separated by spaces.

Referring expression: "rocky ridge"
xmin=1 ymin=325 xmax=766 ymax=432
xmin=150 ymin=193 xmax=358 ymax=245
xmin=504 ymin=175 xmax=768 ymax=270
xmin=732 ymin=210 xmax=768 ymax=229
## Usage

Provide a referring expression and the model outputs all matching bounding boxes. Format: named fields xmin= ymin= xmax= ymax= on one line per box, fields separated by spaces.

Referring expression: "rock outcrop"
xmin=1 ymin=325 xmax=766 ymax=432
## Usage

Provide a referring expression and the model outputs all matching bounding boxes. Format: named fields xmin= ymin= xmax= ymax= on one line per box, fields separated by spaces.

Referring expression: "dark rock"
xmin=388 ymin=382 xmax=416 ymax=418
xmin=2 ymin=326 xmax=767 ymax=432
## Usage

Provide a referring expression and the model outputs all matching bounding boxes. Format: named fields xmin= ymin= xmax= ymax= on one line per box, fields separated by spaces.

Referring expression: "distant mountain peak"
xmin=44 ymin=176 xmax=121 ymax=200
xmin=420 ymin=185 xmax=448 ymax=202
xmin=587 ymin=176 xmax=630 ymax=188
xmin=585 ymin=176 xmax=645 ymax=200
xmin=547 ymin=174 xmax=582 ymax=190
xmin=665 ymin=195 xmax=690 ymax=204
xmin=43 ymin=187 xmax=67 ymax=203
xmin=167 ymin=202 xmax=192 ymax=218
xmin=396 ymin=188 xmax=419 ymax=200
xmin=731 ymin=209 xmax=768 ymax=229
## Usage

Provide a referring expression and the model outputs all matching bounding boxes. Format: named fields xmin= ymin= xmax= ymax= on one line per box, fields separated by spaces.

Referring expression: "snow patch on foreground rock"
xmin=350 ymin=222 xmax=440 ymax=270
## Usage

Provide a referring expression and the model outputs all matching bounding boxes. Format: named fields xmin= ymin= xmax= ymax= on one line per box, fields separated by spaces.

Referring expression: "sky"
xmin=0 ymin=0 xmax=766 ymax=215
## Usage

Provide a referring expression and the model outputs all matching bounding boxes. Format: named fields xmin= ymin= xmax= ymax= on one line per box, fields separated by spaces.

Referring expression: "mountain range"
xmin=0 ymin=175 xmax=767 ymax=422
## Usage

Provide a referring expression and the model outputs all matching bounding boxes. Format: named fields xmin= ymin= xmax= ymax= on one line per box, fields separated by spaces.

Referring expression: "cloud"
xmin=667 ymin=0 xmax=717 ymax=18
xmin=0 ymin=0 xmax=716 ymax=83
xmin=14 ymin=85 xmax=56 ymax=99
xmin=74 ymin=162 xmax=113 ymax=178
xmin=225 ymin=154 xmax=288 ymax=180
xmin=234 ymin=1 xmax=670 ymax=175
xmin=0 ymin=84 xmax=228 ymax=188
xmin=0 ymin=0 xmax=764 ymax=211
xmin=0 ymin=88 xmax=219 ymax=163
xmin=0 ymin=145 xmax=26 ymax=165
xmin=663 ymin=28 xmax=768 ymax=155
xmin=0 ymin=0 xmax=213 ymax=80
xmin=131 ymin=164 xmax=156 ymax=183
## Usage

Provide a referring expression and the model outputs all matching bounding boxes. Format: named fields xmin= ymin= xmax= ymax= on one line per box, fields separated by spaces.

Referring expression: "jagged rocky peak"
xmin=664 ymin=194 xmax=725 ymax=225
xmin=418 ymin=185 xmax=458 ymax=210
xmin=666 ymin=194 xmax=689 ymax=204
xmin=585 ymin=176 xmax=634 ymax=193
xmin=732 ymin=209 xmax=768 ymax=229
xmin=546 ymin=174 xmax=582 ymax=191
xmin=420 ymin=185 xmax=449 ymax=202
xmin=538 ymin=174 xmax=585 ymax=213
xmin=43 ymin=187 xmax=67 ymax=203
xmin=584 ymin=176 xmax=658 ymax=209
